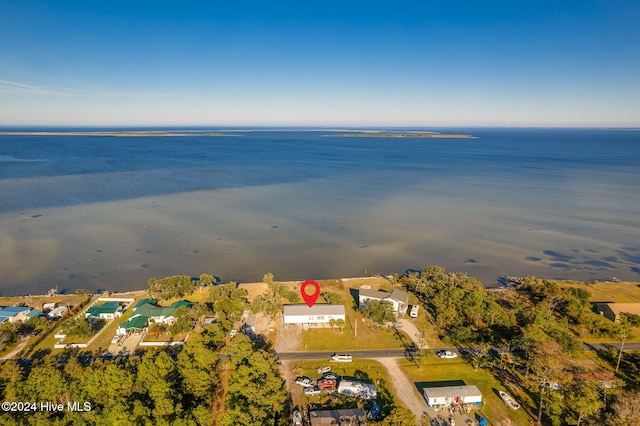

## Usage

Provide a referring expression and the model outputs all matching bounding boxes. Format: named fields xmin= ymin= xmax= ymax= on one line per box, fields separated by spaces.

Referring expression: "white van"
xmin=330 ymin=353 xmax=352 ymax=362
xmin=409 ymin=304 xmax=419 ymax=318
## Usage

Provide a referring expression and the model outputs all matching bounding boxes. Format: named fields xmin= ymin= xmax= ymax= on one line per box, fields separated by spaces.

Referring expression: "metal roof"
xmin=283 ymin=304 xmax=345 ymax=316
xmin=358 ymin=288 xmax=409 ymax=305
xmin=423 ymin=385 xmax=482 ymax=398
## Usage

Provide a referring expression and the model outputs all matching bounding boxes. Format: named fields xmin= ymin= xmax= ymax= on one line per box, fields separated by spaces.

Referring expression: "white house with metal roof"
xmin=283 ymin=304 xmax=345 ymax=326
xmin=358 ymin=289 xmax=409 ymax=315
xmin=423 ymin=385 xmax=483 ymax=407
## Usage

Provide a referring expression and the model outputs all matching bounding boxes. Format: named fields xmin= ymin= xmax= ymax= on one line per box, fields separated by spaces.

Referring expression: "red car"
xmin=317 ymin=378 xmax=337 ymax=388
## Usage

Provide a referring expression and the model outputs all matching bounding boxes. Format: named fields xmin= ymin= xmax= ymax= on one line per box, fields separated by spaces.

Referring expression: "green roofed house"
xmin=117 ymin=315 xmax=148 ymax=336
xmin=171 ymin=300 xmax=194 ymax=309
xmin=85 ymin=303 xmax=123 ymax=320
xmin=133 ymin=298 xmax=157 ymax=311
xmin=117 ymin=299 xmax=194 ymax=335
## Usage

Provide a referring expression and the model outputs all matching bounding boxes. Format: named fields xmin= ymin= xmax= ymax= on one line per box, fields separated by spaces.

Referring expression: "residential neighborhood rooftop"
xmin=283 ymin=304 xmax=346 ymax=316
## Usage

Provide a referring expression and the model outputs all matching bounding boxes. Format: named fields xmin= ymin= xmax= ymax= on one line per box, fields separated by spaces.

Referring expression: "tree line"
xmin=395 ymin=266 xmax=639 ymax=426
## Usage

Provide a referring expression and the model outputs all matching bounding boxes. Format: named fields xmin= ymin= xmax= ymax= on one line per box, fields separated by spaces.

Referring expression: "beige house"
xmin=593 ymin=303 xmax=640 ymax=322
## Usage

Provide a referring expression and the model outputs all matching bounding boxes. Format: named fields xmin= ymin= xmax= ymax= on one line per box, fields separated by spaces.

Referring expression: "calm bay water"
xmin=1 ymin=128 xmax=639 ymax=296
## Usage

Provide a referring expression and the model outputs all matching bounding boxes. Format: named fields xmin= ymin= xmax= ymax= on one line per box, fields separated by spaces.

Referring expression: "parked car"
xmin=316 ymin=366 xmax=331 ymax=374
xmin=330 ymin=353 xmax=352 ymax=362
xmin=317 ymin=378 xmax=337 ymax=388
xmin=409 ymin=304 xmax=419 ymax=318
xmin=437 ymin=350 xmax=458 ymax=359
xmin=303 ymin=386 xmax=321 ymax=396
xmin=111 ymin=335 xmax=120 ymax=344
xmin=543 ymin=381 xmax=561 ymax=390
xmin=230 ymin=329 xmax=238 ymax=338
xmin=322 ymin=372 xmax=339 ymax=380
xmin=295 ymin=376 xmax=314 ymax=387
xmin=292 ymin=410 xmax=303 ymax=426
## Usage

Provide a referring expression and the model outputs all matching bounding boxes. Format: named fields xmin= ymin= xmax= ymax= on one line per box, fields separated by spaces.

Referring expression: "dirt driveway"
xmin=375 ymin=357 xmax=427 ymax=422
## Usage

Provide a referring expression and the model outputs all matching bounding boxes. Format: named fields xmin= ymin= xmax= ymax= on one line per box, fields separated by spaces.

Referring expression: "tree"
xmin=336 ymin=318 xmax=345 ymax=332
xmin=148 ymin=275 xmax=196 ymax=301
xmin=362 ymin=300 xmax=395 ymax=325
xmin=467 ymin=343 xmax=491 ymax=371
xmin=177 ymin=337 xmax=219 ymax=402
xmin=377 ymin=407 xmax=416 ymax=425
xmin=329 ymin=318 xmax=336 ymax=330
xmin=75 ymin=288 xmax=90 ymax=298
xmin=169 ymin=306 xmax=195 ymax=335
xmin=607 ymin=390 xmax=640 ymax=426
xmin=565 ymin=379 xmax=603 ymax=426
xmin=322 ymin=292 xmax=343 ymax=305
xmin=220 ymin=335 xmax=288 ymax=426
xmin=198 ymin=273 xmax=216 ymax=287
xmin=615 ymin=314 xmax=633 ymax=374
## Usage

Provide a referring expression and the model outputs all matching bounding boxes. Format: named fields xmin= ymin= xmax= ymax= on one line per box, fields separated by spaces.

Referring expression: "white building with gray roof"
xmin=283 ymin=304 xmax=345 ymax=326
xmin=358 ymin=289 xmax=409 ymax=316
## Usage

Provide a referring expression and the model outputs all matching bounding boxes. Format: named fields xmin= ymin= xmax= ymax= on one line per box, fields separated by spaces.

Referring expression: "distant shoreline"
xmin=329 ymin=132 xmax=476 ymax=139
xmin=0 ymin=131 xmax=238 ymax=137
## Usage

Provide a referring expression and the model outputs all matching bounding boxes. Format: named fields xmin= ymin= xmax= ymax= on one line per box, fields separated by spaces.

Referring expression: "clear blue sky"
xmin=1 ymin=0 xmax=639 ymax=127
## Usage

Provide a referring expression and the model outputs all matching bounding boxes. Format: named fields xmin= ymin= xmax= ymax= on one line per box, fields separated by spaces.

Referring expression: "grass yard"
xmin=558 ymin=281 xmax=640 ymax=343
xmin=558 ymin=281 xmax=640 ymax=303
xmin=398 ymin=358 xmax=536 ymax=426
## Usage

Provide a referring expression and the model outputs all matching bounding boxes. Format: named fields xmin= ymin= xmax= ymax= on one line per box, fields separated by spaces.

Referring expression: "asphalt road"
xmin=275 ymin=343 xmax=640 ymax=361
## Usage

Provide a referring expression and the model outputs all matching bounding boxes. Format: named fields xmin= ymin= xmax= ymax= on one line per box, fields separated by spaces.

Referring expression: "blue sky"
xmin=1 ymin=0 xmax=639 ymax=126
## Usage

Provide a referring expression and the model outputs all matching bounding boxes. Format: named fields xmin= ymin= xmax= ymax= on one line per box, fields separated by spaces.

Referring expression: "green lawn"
xmin=398 ymin=358 xmax=535 ymax=426
xmin=558 ymin=281 xmax=640 ymax=303
xmin=300 ymin=315 xmax=411 ymax=351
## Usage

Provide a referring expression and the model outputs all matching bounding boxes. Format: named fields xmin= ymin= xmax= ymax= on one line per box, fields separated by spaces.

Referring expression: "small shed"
xmin=423 ymin=385 xmax=483 ymax=407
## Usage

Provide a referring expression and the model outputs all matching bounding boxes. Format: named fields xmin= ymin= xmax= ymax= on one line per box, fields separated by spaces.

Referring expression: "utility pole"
xmin=354 ymin=318 xmax=357 ymax=337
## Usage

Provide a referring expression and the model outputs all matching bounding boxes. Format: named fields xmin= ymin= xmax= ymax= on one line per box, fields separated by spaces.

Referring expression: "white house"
xmin=47 ymin=306 xmax=68 ymax=319
xmin=423 ymin=385 xmax=483 ymax=407
xmin=358 ymin=289 xmax=409 ymax=315
xmin=283 ymin=304 xmax=345 ymax=326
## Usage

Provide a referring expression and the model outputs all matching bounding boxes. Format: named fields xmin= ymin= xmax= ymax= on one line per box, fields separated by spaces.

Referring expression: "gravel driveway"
xmin=375 ymin=357 xmax=427 ymax=423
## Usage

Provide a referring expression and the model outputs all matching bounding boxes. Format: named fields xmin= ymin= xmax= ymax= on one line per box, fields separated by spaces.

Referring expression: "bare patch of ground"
xmin=276 ymin=323 xmax=302 ymax=352
xmin=375 ymin=357 xmax=427 ymax=422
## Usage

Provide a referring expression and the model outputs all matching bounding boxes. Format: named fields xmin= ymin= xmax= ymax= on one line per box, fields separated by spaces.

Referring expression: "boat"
xmin=499 ymin=391 xmax=521 ymax=410
xmin=292 ymin=409 xmax=303 ymax=426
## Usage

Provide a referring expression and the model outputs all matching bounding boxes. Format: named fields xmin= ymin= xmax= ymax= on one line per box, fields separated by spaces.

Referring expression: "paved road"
xmin=276 ymin=349 xmax=407 ymax=361
xmin=275 ymin=343 xmax=640 ymax=361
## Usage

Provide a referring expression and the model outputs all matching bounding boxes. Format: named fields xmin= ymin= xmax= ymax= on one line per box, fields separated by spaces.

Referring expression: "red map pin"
xmin=301 ymin=280 xmax=320 ymax=307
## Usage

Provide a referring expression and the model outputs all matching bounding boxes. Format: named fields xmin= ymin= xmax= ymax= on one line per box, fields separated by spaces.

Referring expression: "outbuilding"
xmin=309 ymin=408 xmax=367 ymax=426
xmin=283 ymin=304 xmax=345 ymax=327
xmin=423 ymin=385 xmax=483 ymax=407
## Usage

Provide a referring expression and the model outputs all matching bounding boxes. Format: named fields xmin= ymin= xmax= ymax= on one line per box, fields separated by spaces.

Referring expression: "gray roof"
xmin=310 ymin=408 xmax=366 ymax=421
xmin=359 ymin=289 xmax=409 ymax=305
xmin=283 ymin=304 xmax=345 ymax=316
xmin=423 ymin=385 xmax=482 ymax=398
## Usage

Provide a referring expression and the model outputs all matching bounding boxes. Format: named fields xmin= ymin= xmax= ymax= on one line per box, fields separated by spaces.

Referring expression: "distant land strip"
xmin=0 ymin=131 xmax=238 ymax=137
xmin=329 ymin=132 xmax=476 ymax=139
